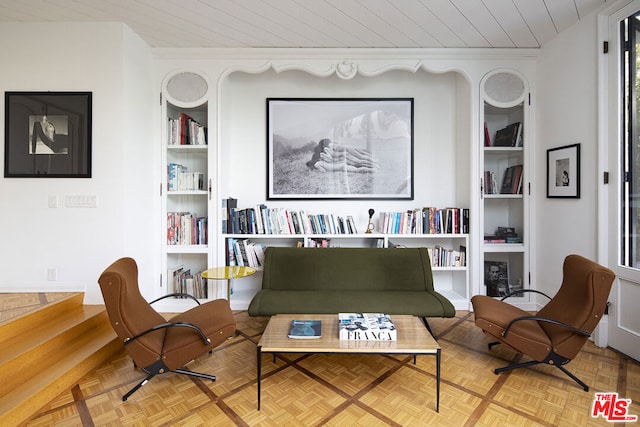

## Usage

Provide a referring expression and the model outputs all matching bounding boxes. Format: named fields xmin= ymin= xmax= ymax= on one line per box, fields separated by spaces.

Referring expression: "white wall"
xmin=0 ymin=20 xmax=562 ymax=309
xmin=536 ymin=12 xmax=600 ymax=297
xmin=0 ymin=23 xmax=156 ymax=304
xmin=219 ymin=68 xmax=471 ymax=229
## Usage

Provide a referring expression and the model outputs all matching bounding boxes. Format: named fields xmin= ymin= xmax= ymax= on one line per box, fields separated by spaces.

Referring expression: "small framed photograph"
xmin=547 ymin=143 xmax=580 ymax=198
xmin=484 ymin=260 xmax=509 ymax=297
xmin=4 ymin=92 xmax=92 ymax=177
xmin=267 ymin=98 xmax=414 ymax=200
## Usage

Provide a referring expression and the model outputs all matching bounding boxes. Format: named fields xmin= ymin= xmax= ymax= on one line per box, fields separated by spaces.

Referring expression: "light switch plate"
xmin=65 ymin=195 xmax=97 ymax=208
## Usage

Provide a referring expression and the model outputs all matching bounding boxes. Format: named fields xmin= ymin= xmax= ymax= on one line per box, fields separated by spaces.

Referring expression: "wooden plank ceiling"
xmin=0 ymin=0 xmax=607 ymax=48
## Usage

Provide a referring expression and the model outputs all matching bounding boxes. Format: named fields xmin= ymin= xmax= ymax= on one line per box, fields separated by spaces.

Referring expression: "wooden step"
xmin=0 ymin=293 xmax=120 ymax=425
xmin=0 ymin=293 xmax=85 ymax=346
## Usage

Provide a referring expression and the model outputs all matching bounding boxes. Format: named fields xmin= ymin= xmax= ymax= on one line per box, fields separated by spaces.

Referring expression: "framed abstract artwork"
xmin=5 ymin=91 xmax=92 ymax=177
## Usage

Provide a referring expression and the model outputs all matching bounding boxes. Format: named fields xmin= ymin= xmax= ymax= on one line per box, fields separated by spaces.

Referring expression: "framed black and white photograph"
xmin=5 ymin=91 xmax=92 ymax=177
xmin=546 ymin=143 xmax=580 ymax=198
xmin=484 ymin=260 xmax=510 ymax=297
xmin=267 ymin=98 xmax=413 ymax=200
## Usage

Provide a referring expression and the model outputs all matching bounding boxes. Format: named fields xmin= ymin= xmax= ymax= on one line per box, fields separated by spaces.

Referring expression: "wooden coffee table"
xmin=256 ymin=314 xmax=441 ymax=412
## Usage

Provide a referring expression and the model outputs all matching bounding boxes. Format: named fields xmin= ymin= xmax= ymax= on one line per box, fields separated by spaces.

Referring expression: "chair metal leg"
xmin=122 ymin=368 xmax=216 ymax=401
xmin=494 ymin=360 xmax=540 ymax=374
xmin=173 ymin=368 xmax=217 ymax=382
xmin=494 ymin=360 xmax=590 ymax=391
xmin=123 ymin=374 xmax=155 ymax=401
xmin=556 ymin=364 xmax=589 ymax=391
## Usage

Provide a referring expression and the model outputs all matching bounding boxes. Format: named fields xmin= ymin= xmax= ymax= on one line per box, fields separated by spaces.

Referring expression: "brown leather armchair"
xmin=471 ymin=254 xmax=615 ymax=391
xmin=98 ymin=257 xmax=236 ymax=401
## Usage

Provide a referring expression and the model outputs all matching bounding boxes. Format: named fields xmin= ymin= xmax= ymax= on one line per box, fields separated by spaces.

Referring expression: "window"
xmin=622 ymin=12 xmax=640 ymax=268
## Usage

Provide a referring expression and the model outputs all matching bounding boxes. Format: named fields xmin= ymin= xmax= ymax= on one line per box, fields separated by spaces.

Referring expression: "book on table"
xmin=338 ymin=313 xmax=397 ymax=341
xmin=288 ymin=320 xmax=322 ymax=339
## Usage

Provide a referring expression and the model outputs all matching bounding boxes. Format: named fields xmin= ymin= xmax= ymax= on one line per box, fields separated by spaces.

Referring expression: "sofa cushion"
xmin=248 ymin=290 xmax=456 ymax=317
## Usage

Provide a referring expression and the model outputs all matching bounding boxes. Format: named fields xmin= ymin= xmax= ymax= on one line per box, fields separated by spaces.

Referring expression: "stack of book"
xmin=167 ymin=265 xmax=207 ymax=299
xmin=484 ymin=226 xmax=522 ymax=244
xmin=168 ymin=112 xmax=207 ymax=146
xmin=226 ymin=238 xmax=266 ymax=267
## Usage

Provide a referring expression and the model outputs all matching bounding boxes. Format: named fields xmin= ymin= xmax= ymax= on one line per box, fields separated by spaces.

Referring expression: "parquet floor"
xmin=22 ymin=308 xmax=640 ymax=426
xmin=0 ymin=292 xmax=70 ymax=323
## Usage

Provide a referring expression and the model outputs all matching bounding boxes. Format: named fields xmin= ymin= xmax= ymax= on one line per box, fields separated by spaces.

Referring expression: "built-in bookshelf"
xmin=160 ymin=71 xmax=212 ymax=303
xmin=480 ymin=70 xmax=530 ymax=304
xmin=220 ymin=199 xmax=470 ymax=309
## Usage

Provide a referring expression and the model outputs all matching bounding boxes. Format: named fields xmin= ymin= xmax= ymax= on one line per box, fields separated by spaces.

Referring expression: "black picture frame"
xmin=4 ymin=91 xmax=92 ymax=178
xmin=267 ymin=98 xmax=414 ymax=200
xmin=546 ymin=143 xmax=580 ymax=198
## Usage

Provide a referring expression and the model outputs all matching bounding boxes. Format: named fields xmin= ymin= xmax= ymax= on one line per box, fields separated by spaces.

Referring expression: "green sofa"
xmin=247 ymin=247 xmax=455 ymax=319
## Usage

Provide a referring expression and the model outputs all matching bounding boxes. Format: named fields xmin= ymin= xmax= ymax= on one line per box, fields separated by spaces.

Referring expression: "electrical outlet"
xmin=47 ymin=268 xmax=57 ymax=281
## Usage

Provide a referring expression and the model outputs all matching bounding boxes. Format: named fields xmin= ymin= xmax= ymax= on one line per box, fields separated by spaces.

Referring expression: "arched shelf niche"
xmin=217 ymin=61 xmax=472 ymax=214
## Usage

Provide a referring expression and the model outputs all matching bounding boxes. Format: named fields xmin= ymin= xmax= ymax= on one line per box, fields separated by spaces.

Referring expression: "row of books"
xmin=168 ymin=265 xmax=207 ymax=299
xmin=385 ymin=241 xmax=467 ymax=267
xmin=167 ymin=212 xmax=207 ymax=245
xmin=222 ymin=198 xmax=359 ymax=235
xmin=484 ymin=121 xmax=523 ymax=147
xmin=378 ymin=207 xmax=469 ymax=235
xmin=427 ymin=245 xmax=467 ymax=267
xmin=167 ymin=163 xmax=204 ymax=192
xmin=168 ymin=112 xmax=207 ymax=146
xmin=226 ymin=238 xmax=266 ymax=267
xmin=484 ymin=165 xmax=523 ymax=195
